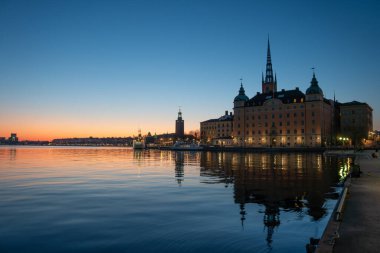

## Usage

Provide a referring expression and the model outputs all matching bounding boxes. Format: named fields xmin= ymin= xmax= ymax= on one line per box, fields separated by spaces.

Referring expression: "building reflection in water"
xmin=174 ymin=152 xmax=184 ymax=186
xmin=131 ymin=149 xmax=350 ymax=247
xmin=133 ymin=150 xmax=144 ymax=161
xmin=6 ymin=148 xmax=17 ymax=160
xmin=132 ymin=150 xmax=201 ymax=186
xmin=263 ymin=203 xmax=280 ymax=247
xmin=200 ymin=152 xmax=351 ymax=247
xmin=0 ymin=148 xmax=17 ymax=161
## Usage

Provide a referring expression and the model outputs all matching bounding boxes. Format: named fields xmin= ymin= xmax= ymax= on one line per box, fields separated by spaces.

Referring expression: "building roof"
xmin=305 ymin=73 xmax=324 ymax=96
xmin=201 ymin=114 xmax=234 ymax=123
xmin=339 ymin=100 xmax=373 ymax=111
xmin=247 ymin=88 xmax=305 ymax=106
xmin=234 ymin=84 xmax=249 ymax=102
xmin=340 ymin=101 xmax=368 ymax=106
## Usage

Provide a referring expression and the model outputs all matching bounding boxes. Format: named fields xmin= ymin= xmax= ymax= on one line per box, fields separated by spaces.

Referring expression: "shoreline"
xmin=315 ymin=149 xmax=380 ymax=253
xmin=2 ymin=144 xmax=379 ymax=154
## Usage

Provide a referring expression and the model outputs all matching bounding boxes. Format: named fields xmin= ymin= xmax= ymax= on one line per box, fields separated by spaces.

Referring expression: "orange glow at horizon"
xmin=0 ymin=115 xmax=200 ymax=141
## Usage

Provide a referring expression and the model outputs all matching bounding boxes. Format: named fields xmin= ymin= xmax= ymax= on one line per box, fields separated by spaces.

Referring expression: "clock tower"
xmin=175 ymin=108 xmax=184 ymax=138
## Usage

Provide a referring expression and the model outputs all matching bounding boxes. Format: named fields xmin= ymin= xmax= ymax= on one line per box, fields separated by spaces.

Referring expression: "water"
xmin=0 ymin=146 xmax=351 ymax=253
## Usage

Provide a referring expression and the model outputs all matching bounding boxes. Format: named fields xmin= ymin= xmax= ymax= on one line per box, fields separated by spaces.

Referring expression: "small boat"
xmin=133 ymin=130 xmax=146 ymax=149
xmin=133 ymin=139 xmax=146 ymax=149
xmin=172 ymin=141 xmax=203 ymax=151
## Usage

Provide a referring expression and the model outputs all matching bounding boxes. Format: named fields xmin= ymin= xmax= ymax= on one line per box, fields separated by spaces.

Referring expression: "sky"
xmin=0 ymin=0 xmax=379 ymax=140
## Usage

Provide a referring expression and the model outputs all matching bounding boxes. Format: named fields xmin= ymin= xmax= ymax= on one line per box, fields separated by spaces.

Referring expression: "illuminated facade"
xmin=339 ymin=101 xmax=373 ymax=145
xmin=232 ymin=40 xmax=335 ymax=147
xmin=200 ymin=111 xmax=233 ymax=144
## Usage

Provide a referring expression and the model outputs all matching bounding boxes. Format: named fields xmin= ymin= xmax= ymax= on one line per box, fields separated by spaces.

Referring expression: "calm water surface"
xmin=0 ymin=146 xmax=351 ymax=253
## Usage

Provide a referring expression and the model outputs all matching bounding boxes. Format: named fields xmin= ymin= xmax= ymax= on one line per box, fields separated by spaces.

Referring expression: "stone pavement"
xmin=333 ymin=150 xmax=380 ymax=253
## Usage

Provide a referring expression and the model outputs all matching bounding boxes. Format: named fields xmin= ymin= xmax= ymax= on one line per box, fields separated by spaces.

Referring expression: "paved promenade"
xmin=333 ymin=150 xmax=380 ymax=253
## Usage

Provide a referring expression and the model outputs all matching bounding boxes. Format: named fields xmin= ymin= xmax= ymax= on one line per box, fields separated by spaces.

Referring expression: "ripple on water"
xmin=0 ymin=147 xmax=350 ymax=253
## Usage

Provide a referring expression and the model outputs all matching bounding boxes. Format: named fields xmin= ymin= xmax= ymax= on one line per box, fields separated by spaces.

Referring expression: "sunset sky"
xmin=1 ymin=0 xmax=379 ymax=140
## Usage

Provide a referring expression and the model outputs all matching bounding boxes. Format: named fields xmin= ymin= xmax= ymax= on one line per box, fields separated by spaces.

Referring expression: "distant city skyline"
xmin=1 ymin=0 xmax=379 ymax=140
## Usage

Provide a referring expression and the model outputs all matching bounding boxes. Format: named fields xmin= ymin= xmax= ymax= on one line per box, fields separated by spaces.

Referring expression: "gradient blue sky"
xmin=1 ymin=0 xmax=379 ymax=140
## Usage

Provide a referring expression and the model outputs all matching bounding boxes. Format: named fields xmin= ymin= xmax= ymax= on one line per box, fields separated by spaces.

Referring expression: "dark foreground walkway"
xmin=333 ymin=151 xmax=380 ymax=253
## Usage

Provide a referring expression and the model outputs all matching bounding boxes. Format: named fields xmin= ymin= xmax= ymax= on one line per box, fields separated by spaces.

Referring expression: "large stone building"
xmin=232 ymin=40 xmax=335 ymax=147
xmin=339 ymin=101 xmax=373 ymax=145
xmin=200 ymin=39 xmax=374 ymax=148
xmin=200 ymin=111 xmax=233 ymax=145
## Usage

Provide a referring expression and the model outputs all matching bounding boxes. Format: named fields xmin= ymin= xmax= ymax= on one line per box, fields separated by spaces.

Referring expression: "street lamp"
xmin=338 ymin=137 xmax=347 ymax=146
xmin=339 ymin=137 xmax=350 ymax=147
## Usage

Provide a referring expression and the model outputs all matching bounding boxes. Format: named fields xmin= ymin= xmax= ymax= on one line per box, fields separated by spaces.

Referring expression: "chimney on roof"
xmin=281 ymin=89 xmax=285 ymax=92
xmin=257 ymin=92 xmax=260 ymax=95
xmin=295 ymin=87 xmax=299 ymax=91
xmin=225 ymin=110 xmax=228 ymax=115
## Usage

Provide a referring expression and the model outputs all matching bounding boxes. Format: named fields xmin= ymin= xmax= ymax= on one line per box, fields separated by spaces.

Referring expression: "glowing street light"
xmin=338 ymin=136 xmax=350 ymax=146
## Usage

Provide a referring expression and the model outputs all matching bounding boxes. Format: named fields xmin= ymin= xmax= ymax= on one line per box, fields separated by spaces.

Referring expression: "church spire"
xmin=262 ymin=37 xmax=277 ymax=94
xmin=265 ymin=37 xmax=273 ymax=83
xmin=267 ymin=38 xmax=272 ymax=63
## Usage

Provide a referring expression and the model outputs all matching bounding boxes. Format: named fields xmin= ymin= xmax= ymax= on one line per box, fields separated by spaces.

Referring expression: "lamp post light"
xmin=339 ymin=137 xmax=350 ymax=147
xmin=338 ymin=137 xmax=349 ymax=147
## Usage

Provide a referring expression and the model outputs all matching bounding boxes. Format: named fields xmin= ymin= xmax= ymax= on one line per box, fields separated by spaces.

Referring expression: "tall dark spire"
xmin=262 ymin=37 xmax=277 ymax=94
xmin=265 ymin=37 xmax=274 ymax=83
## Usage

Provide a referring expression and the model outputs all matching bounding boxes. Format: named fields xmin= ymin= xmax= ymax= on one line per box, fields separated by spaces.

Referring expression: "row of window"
xmin=202 ymin=132 xmax=230 ymax=137
xmin=241 ymin=103 xmax=310 ymax=112
xmin=236 ymin=128 xmax=317 ymax=135
xmin=236 ymin=120 xmax=318 ymax=128
xmin=237 ymin=135 xmax=320 ymax=141
xmin=236 ymin=111 xmax=317 ymax=121
xmin=201 ymin=125 xmax=231 ymax=130
xmin=341 ymin=110 xmax=363 ymax=115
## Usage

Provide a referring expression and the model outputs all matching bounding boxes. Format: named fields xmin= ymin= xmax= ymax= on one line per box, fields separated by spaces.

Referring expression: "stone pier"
xmin=316 ymin=150 xmax=380 ymax=253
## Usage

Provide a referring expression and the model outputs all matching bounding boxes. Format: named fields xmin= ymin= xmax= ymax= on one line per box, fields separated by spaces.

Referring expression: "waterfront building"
xmin=145 ymin=110 xmax=194 ymax=146
xmin=52 ymin=137 xmax=133 ymax=146
xmin=232 ymin=40 xmax=335 ymax=147
xmin=8 ymin=133 xmax=19 ymax=144
xmin=153 ymin=133 xmax=195 ymax=146
xmin=339 ymin=101 xmax=373 ymax=146
xmin=175 ymin=109 xmax=184 ymax=139
xmin=200 ymin=110 xmax=233 ymax=145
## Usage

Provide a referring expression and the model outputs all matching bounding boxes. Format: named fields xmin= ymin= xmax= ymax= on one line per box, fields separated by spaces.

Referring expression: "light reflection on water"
xmin=0 ymin=146 xmax=351 ymax=253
